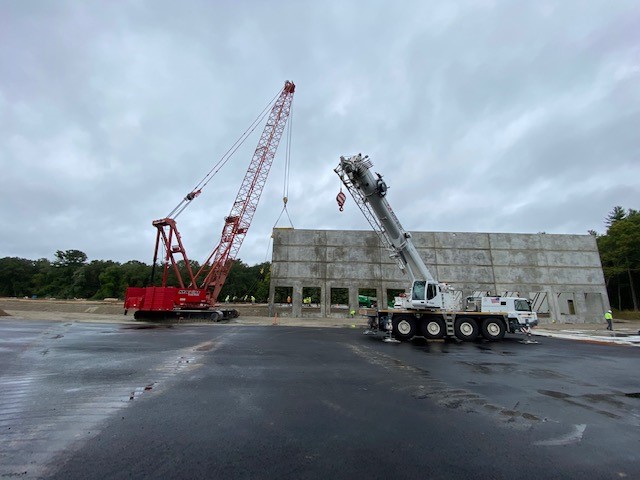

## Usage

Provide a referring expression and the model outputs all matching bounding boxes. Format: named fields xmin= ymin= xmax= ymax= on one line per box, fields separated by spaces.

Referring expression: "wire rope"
xmin=167 ymin=87 xmax=283 ymax=219
xmin=271 ymin=102 xmax=295 ymax=230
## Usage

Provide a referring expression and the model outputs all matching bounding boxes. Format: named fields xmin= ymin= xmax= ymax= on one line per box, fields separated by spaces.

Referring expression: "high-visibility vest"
xmin=604 ymin=312 xmax=613 ymax=320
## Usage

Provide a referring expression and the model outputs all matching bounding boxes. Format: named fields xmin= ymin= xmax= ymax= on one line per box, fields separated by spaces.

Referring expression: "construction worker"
xmin=604 ymin=309 xmax=613 ymax=331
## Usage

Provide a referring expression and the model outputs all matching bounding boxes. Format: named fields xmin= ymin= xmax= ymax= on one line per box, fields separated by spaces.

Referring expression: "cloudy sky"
xmin=2 ymin=0 xmax=639 ymax=266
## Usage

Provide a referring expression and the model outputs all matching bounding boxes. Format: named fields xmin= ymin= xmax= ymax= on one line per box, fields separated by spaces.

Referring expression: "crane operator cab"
xmin=410 ymin=280 xmax=443 ymax=309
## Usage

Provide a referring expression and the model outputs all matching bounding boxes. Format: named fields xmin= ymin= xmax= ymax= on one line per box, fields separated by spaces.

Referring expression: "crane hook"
xmin=336 ymin=189 xmax=346 ymax=212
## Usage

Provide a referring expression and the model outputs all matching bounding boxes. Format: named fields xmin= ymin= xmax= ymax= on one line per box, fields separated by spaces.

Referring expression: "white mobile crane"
xmin=335 ymin=153 xmax=538 ymax=342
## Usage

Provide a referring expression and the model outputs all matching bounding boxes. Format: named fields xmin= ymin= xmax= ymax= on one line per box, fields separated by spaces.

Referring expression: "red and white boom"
xmin=125 ymin=81 xmax=295 ymax=320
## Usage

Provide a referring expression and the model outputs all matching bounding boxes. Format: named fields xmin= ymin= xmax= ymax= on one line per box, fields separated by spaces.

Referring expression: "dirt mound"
xmin=0 ymin=309 xmax=10 ymax=316
xmin=0 ymin=298 xmax=271 ymax=317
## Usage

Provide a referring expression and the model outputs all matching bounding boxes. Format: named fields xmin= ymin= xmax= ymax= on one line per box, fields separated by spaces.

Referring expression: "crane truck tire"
xmin=454 ymin=317 xmax=479 ymax=341
xmin=392 ymin=314 xmax=417 ymax=341
xmin=420 ymin=317 xmax=446 ymax=339
xmin=480 ymin=317 xmax=506 ymax=341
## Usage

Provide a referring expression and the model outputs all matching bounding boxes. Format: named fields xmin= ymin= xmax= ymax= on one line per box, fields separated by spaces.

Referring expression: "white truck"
xmin=335 ymin=153 xmax=538 ymax=342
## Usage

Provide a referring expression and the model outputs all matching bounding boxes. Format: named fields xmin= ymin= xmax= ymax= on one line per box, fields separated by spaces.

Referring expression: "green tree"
xmin=47 ymin=249 xmax=89 ymax=298
xmin=0 ymin=257 xmax=39 ymax=297
xmin=605 ymin=206 xmax=626 ymax=228
xmin=71 ymin=260 xmax=118 ymax=299
xmin=0 ymin=251 xmax=272 ymax=304
xmin=31 ymin=258 xmax=53 ymax=298
xmin=54 ymin=249 xmax=88 ymax=267
xmin=216 ymin=260 xmax=271 ymax=302
xmin=598 ymin=207 xmax=640 ymax=311
xmin=120 ymin=261 xmax=153 ymax=290
xmin=94 ymin=265 xmax=125 ymax=299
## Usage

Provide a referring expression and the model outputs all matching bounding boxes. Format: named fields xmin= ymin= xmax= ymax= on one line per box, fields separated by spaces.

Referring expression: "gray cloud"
xmin=1 ymin=0 xmax=638 ymax=265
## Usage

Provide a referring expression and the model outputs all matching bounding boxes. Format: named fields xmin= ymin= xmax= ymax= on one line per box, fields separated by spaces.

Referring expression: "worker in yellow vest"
xmin=604 ymin=310 xmax=613 ymax=331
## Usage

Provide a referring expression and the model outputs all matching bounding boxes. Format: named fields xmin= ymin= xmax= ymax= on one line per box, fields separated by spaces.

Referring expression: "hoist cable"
xmin=166 ymin=87 xmax=283 ymax=219
xmin=283 ymin=102 xmax=294 ymax=200
xmin=263 ymin=234 xmax=273 ymax=263
xmin=272 ymin=101 xmax=294 ymax=230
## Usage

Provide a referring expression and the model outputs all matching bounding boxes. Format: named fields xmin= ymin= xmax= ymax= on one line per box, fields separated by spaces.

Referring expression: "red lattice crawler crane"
xmin=125 ymin=81 xmax=295 ymax=321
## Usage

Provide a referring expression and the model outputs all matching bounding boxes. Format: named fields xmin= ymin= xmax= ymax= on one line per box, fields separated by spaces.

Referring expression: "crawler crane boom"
xmin=124 ymin=81 xmax=295 ymax=321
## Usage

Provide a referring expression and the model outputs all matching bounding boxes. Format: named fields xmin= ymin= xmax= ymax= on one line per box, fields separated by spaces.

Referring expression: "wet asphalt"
xmin=1 ymin=319 xmax=639 ymax=479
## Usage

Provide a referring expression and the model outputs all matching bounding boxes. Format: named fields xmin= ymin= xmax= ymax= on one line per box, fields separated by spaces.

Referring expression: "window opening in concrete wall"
xmin=302 ymin=287 xmax=321 ymax=307
xmin=387 ymin=289 xmax=405 ymax=309
xmin=557 ymin=293 xmax=576 ymax=315
xmin=359 ymin=288 xmax=377 ymax=308
xmin=331 ymin=288 xmax=349 ymax=314
xmin=274 ymin=286 xmax=293 ymax=305
xmin=530 ymin=292 xmax=549 ymax=316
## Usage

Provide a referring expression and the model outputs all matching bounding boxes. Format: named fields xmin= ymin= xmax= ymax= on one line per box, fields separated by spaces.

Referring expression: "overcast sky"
xmin=1 ymin=0 xmax=639 ymax=266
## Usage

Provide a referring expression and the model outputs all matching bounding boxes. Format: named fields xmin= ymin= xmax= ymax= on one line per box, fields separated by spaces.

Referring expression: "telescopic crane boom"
xmin=335 ymin=153 xmax=445 ymax=310
xmin=335 ymin=154 xmax=434 ymax=283
xmin=335 ymin=153 xmax=538 ymax=342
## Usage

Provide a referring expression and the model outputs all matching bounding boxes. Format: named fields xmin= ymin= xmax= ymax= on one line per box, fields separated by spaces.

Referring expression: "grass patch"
xmin=612 ymin=309 xmax=640 ymax=321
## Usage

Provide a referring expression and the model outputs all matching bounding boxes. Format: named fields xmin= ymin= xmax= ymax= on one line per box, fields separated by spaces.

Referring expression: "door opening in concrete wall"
xmin=359 ymin=288 xmax=377 ymax=308
xmin=302 ymin=287 xmax=321 ymax=307
xmin=331 ymin=287 xmax=349 ymax=314
xmin=387 ymin=288 xmax=405 ymax=309
xmin=567 ymin=299 xmax=575 ymax=315
xmin=274 ymin=286 xmax=293 ymax=305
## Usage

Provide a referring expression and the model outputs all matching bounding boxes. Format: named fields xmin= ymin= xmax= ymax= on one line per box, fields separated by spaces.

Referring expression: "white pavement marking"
xmin=533 ymin=424 xmax=587 ymax=446
xmin=533 ymin=330 xmax=640 ymax=346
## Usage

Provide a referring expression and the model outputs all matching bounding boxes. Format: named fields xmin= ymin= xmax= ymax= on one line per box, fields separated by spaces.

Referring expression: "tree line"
xmin=0 ymin=249 xmax=271 ymax=303
xmin=592 ymin=206 xmax=640 ymax=311
xmin=1 ymin=206 xmax=638 ymax=310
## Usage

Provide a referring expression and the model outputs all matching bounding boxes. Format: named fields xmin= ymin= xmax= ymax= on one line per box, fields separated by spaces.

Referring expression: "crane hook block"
xmin=185 ymin=189 xmax=202 ymax=202
xmin=336 ymin=190 xmax=346 ymax=212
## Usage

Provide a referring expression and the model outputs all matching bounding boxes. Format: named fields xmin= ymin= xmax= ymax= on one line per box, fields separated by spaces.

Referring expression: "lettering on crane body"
xmin=178 ymin=289 xmax=202 ymax=296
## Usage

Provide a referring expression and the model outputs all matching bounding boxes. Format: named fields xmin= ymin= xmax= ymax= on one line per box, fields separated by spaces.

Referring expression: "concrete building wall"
xmin=268 ymin=229 xmax=609 ymax=324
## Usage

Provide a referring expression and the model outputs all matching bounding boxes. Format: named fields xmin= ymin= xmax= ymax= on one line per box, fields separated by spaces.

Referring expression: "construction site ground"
xmin=1 ymin=297 xmax=639 ymax=346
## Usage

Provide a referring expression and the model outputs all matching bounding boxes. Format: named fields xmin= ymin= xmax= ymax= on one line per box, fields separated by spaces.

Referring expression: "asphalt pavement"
xmin=1 ymin=317 xmax=639 ymax=479
xmin=4 ymin=308 xmax=640 ymax=346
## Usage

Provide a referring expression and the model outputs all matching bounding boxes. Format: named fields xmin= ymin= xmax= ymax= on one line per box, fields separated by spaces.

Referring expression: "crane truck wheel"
xmin=480 ymin=317 xmax=506 ymax=341
xmin=392 ymin=315 xmax=417 ymax=341
xmin=454 ymin=317 xmax=479 ymax=341
xmin=421 ymin=317 xmax=446 ymax=339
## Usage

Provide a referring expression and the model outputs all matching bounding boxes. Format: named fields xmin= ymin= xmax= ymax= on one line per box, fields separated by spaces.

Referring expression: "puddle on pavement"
xmin=538 ymin=389 xmax=571 ymax=399
xmin=122 ymin=325 xmax=174 ymax=330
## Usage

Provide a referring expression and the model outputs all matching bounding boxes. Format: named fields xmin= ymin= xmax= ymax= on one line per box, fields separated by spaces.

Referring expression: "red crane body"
xmin=124 ymin=81 xmax=295 ymax=320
